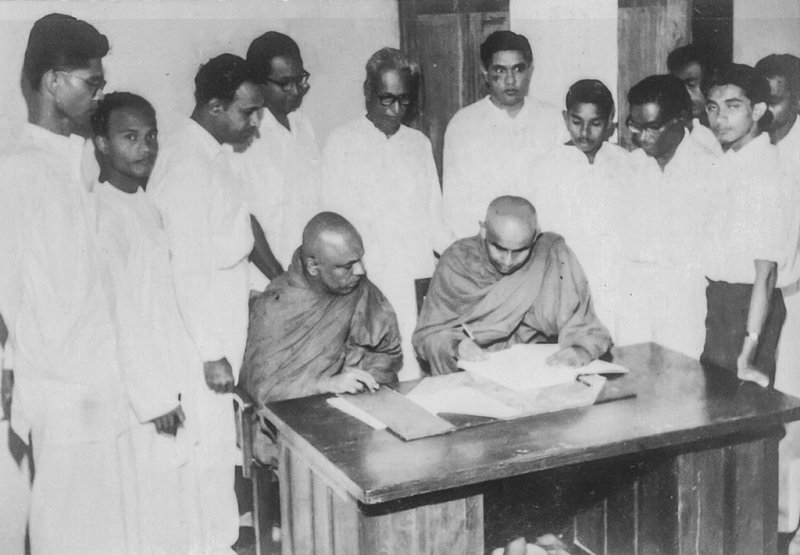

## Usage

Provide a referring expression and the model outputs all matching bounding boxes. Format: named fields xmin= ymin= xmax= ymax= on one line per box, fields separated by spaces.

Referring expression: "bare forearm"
xmin=250 ymin=215 xmax=283 ymax=280
xmin=742 ymin=260 xmax=777 ymax=361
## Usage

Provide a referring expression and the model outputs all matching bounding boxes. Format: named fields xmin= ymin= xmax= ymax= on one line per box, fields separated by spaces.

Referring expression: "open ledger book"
xmin=327 ymin=344 xmax=631 ymax=438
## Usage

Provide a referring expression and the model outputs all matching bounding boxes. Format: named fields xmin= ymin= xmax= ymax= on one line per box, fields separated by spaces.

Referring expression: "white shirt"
xmin=706 ymin=133 xmax=800 ymax=287
xmin=777 ymin=115 xmax=800 ymax=177
xmin=322 ymin=116 xmax=456 ymax=379
xmin=0 ymin=123 xmax=125 ymax=443
xmin=691 ymin=118 xmax=723 ymax=156
xmin=235 ymin=109 xmax=322 ymax=270
xmin=529 ymin=142 xmax=635 ymax=328
xmin=621 ymin=130 xmax=724 ymax=356
xmin=442 ymin=95 xmax=565 ymax=238
xmin=148 ymin=119 xmax=254 ymax=372
xmin=95 ymin=182 xmax=199 ymax=424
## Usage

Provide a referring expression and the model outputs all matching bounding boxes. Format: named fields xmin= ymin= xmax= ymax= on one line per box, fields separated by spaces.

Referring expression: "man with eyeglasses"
xmin=238 ymin=31 xmax=321 ymax=285
xmin=321 ymin=47 xmax=455 ymax=380
xmin=0 ymin=13 xmax=138 ymax=554
xmin=618 ymin=74 xmax=723 ymax=360
xmin=442 ymin=30 xmax=564 ymax=239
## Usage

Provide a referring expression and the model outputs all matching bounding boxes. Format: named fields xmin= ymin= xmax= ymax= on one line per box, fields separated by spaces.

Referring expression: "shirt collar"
xmin=23 ymin=122 xmax=85 ymax=154
xmin=723 ymin=132 xmax=771 ymax=166
xmin=358 ymin=114 xmax=409 ymax=141
xmin=185 ymin=118 xmax=230 ymax=158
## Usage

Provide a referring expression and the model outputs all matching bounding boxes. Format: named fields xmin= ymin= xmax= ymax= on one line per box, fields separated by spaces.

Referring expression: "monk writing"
xmin=413 ymin=196 xmax=612 ymax=375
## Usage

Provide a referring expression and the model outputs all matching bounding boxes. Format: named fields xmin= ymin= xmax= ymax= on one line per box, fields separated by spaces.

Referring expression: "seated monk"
xmin=412 ymin=195 xmax=612 ymax=375
xmin=239 ymin=211 xmax=403 ymax=406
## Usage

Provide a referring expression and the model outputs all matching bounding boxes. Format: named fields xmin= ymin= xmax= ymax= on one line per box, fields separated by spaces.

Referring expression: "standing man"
xmin=91 ymin=92 xmax=207 ymax=554
xmin=703 ymin=64 xmax=800 ymax=388
xmin=619 ymin=75 xmax=723 ymax=358
xmin=530 ymin=79 xmax=634 ymax=334
xmin=0 ymin=14 xmax=136 ymax=554
xmin=442 ymin=30 xmax=564 ymax=238
xmin=322 ymin=47 xmax=455 ymax=379
xmin=238 ymin=31 xmax=322 ymax=283
xmin=147 ymin=54 xmax=262 ymax=553
xmin=667 ymin=43 xmax=722 ymax=154
xmin=755 ymin=53 xmax=800 ymax=550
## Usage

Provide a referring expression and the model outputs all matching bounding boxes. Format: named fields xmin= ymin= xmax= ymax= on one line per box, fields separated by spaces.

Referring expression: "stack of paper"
xmin=458 ymin=343 xmax=628 ymax=392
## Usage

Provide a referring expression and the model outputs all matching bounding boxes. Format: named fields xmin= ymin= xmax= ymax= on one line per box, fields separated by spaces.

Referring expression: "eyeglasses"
xmin=264 ymin=70 xmax=310 ymax=92
xmin=626 ymin=117 xmax=671 ymax=135
xmin=56 ymin=70 xmax=106 ymax=99
xmin=376 ymin=93 xmax=412 ymax=107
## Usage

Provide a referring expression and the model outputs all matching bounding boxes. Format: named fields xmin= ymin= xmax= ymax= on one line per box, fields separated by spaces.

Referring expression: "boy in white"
xmin=703 ymin=64 xmax=800 ymax=388
xmin=148 ymin=54 xmax=262 ymax=552
xmin=530 ymin=79 xmax=633 ymax=335
xmin=92 ymin=92 xmax=210 ymax=553
xmin=322 ymin=48 xmax=455 ymax=380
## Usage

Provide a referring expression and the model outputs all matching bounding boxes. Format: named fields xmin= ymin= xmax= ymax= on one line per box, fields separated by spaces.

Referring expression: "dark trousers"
xmin=700 ymin=280 xmax=786 ymax=384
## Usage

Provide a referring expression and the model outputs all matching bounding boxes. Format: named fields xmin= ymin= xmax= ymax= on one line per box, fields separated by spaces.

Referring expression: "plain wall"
xmin=733 ymin=0 xmax=800 ymax=64
xmin=0 ymin=0 xmax=399 ymax=150
xmin=510 ymin=0 xmax=618 ymax=115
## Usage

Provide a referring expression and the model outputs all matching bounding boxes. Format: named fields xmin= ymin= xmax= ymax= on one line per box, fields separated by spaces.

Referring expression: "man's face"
xmin=765 ymin=76 xmax=798 ymax=132
xmin=312 ymin=233 xmax=366 ymax=295
xmin=54 ymin=58 xmax=106 ymax=135
xmin=563 ymin=102 xmax=612 ymax=157
xmin=628 ymin=102 xmax=684 ymax=159
xmin=366 ymin=68 xmax=411 ymax=137
xmin=482 ymin=50 xmax=532 ymax=109
xmin=262 ymin=54 xmax=309 ymax=117
xmin=218 ymin=81 xmax=264 ymax=148
xmin=481 ymin=216 xmax=537 ymax=275
xmin=96 ymin=107 xmax=158 ymax=182
xmin=707 ymin=84 xmax=765 ymax=151
xmin=673 ymin=62 xmax=706 ymax=119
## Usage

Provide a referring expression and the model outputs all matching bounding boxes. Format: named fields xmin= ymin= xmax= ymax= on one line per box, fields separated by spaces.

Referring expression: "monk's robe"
xmin=239 ymin=250 xmax=403 ymax=405
xmin=413 ymin=233 xmax=612 ymax=375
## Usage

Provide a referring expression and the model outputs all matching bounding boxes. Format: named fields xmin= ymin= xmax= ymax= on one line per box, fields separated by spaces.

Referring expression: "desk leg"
xmin=279 ymin=444 xmax=484 ymax=555
xmin=572 ymin=434 xmax=779 ymax=555
xmin=674 ymin=436 xmax=779 ymax=555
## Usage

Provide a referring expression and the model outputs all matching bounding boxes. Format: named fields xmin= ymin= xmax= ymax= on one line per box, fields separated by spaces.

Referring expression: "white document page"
xmin=458 ymin=343 xmax=627 ymax=392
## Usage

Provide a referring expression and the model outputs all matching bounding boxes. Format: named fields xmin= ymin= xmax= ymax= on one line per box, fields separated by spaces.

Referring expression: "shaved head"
xmin=481 ymin=196 xmax=539 ymax=275
xmin=301 ymin=212 xmax=366 ymax=295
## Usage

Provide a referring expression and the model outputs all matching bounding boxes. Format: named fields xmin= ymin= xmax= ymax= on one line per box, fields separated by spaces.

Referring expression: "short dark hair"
xmin=708 ymin=63 xmax=773 ymax=129
xmin=755 ymin=53 xmax=800 ymax=101
xmin=627 ymin=74 xmax=692 ymax=122
xmin=566 ymin=79 xmax=615 ymax=119
xmin=194 ymin=54 xmax=254 ymax=106
xmin=667 ymin=44 xmax=707 ymax=74
xmin=91 ymin=92 xmax=156 ymax=137
xmin=246 ymin=31 xmax=302 ymax=84
xmin=23 ymin=13 xmax=109 ymax=92
xmin=480 ymin=31 xmax=532 ymax=68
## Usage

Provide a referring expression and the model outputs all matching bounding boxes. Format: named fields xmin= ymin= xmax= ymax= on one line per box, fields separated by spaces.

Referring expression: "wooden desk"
xmin=263 ymin=344 xmax=800 ymax=554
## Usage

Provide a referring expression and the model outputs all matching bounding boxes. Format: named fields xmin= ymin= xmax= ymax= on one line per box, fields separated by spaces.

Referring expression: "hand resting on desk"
xmin=322 ymin=367 xmax=379 ymax=395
